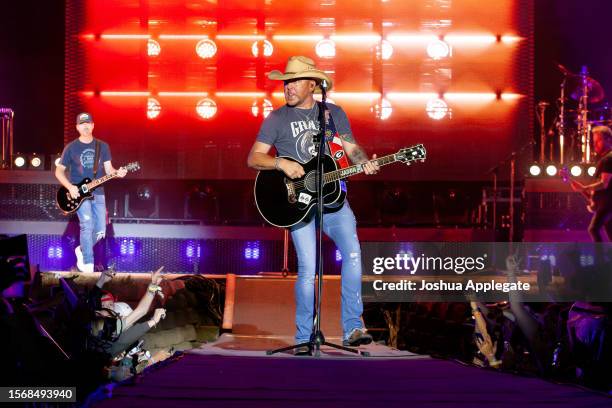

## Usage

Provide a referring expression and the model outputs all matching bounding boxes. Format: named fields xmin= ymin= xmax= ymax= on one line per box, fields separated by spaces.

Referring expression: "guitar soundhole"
xmin=304 ymin=172 xmax=317 ymax=192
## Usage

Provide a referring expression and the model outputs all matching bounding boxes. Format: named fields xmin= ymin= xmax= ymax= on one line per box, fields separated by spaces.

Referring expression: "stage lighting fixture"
xmin=251 ymin=99 xmax=273 ymax=118
xmin=147 ymin=39 xmax=161 ymax=57
xmin=426 ymin=39 xmax=451 ymax=60
xmin=244 ymin=241 xmax=260 ymax=260
xmin=570 ymin=165 xmax=582 ymax=177
xmin=529 ymin=164 xmax=541 ymax=176
xmin=185 ymin=241 xmax=201 ymax=259
xmin=196 ymin=98 xmax=217 ymax=119
xmin=12 ymin=154 xmax=26 ymax=169
xmin=587 ymin=166 xmax=596 ymax=177
xmin=29 ymin=153 xmax=44 ymax=170
xmin=545 ymin=164 xmax=557 ymax=176
xmin=47 ymin=246 xmax=63 ymax=259
xmin=315 ymin=39 xmax=335 ymax=58
xmin=51 ymin=153 xmax=62 ymax=168
xmin=426 ymin=98 xmax=449 ymax=120
xmin=147 ymin=98 xmax=161 ymax=119
xmin=371 ymin=98 xmax=392 ymax=120
xmin=251 ymin=40 xmax=273 ymax=57
xmin=125 ymin=184 xmax=159 ymax=218
xmin=195 ymin=39 xmax=217 ymax=59
xmin=380 ymin=40 xmax=393 ymax=60
xmin=335 ymin=249 xmax=342 ymax=262
xmin=119 ymin=239 xmax=136 ymax=256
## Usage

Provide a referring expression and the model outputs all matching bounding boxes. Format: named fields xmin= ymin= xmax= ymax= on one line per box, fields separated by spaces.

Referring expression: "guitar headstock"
xmin=123 ymin=162 xmax=141 ymax=172
xmin=396 ymin=144 xmax=426 ymax=166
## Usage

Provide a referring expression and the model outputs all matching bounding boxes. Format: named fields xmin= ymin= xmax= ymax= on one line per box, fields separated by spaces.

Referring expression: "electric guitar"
xmin=56 ymin=162 xmax=140 ymax=214
xmin=254 ymin=145 xmax=426 ymax=227
xmin=559 ymin=167 xmax=597 ymax=213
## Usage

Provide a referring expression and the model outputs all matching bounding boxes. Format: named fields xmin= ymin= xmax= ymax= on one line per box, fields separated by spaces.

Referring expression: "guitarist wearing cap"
xmin=247 ymin=56 xmax=378 ymax=354
xmin=55 ymin=112 xmax=127 ymax=272
xmin=566 ymin=126 xmax=612 ymax=242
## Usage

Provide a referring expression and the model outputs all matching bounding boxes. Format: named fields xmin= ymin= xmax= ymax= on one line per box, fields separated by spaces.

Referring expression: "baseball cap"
xmin=76 ymin=112 xmax=94 ymax=124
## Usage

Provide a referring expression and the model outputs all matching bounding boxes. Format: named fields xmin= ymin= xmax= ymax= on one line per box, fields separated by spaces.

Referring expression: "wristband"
xmin=274 ymin=157 xmax=281 ymax=171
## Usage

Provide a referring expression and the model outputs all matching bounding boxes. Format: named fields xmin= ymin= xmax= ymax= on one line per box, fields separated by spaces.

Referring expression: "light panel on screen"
xmin=66 ymin=0 xmax=532 ymax=180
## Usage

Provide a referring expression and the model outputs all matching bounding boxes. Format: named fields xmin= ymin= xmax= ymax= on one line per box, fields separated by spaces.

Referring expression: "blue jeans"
xmin=291 ymin=202 xmax=364 ymax=343
xmin=76 ymin=194 xmax=107 ymax=264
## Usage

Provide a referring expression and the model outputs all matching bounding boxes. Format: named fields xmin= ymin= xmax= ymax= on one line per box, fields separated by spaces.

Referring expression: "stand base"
xmin=266 ymin=331 xmax=370 ymax=357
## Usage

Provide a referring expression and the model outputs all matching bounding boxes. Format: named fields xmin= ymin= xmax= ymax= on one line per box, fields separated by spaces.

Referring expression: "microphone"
xmin=320 ymin=80 xmax=328 ymax=90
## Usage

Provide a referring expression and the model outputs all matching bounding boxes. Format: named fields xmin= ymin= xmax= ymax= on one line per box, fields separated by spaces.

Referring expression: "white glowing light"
xmin=426 ymin=98 xmax=449 ymax=120
xmin=371 ymin=98 xmax=393 ymax=120
xmin=381 ymin=40 xmax=393 ymax=60
xmin=529 ymin=165 xmax=541 ymax=176
xmin=570 ymin=165 xmax=582 ymax=177
xmin=147 ymin=39 xmax=161 ymax=57
xmin=196 ymin=39 xmax=217 ymax=59
xmin=587 ymin=166 xmax=596 ymax=177
xmin=546 ymin=165 xmax=558 ymax=176
xmin=147 ymin=98 xmax=161 ymax=119
xmin=14 ymin=156 xmax=25 ymax=168
xmin=315 ymin=39 xmax=336 ymax=58
xmin=251 ymin=99 xmax=273 ymax=118
xmin=251 ymin=40 xmax=273 ymax=57
xmin=30 ymin=157 xmax=42 ymax=168
xmin=426 ymin=39 xmax=451 ymax=60
xmin=196 ymin=98 xmax=217 ymax=119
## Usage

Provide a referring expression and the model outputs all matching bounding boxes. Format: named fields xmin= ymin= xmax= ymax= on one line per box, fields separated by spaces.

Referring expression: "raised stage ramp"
xmin=94 ymin=350 xmax=612 ymax=408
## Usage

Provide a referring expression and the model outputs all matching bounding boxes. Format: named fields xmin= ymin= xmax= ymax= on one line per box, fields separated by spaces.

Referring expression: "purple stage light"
xmin=47 ymin=246 xmax=63 ymax=259
xmin=185 ymin=242 xmax=201 ymax=259
xmin=120 ymin=239 xmax=128 ymax=256
xmin=335 ymin=250 xmax=342 ymax=262
xmin=244 ymin=241 xmax=261 ymax=260
xmin=119 ymin=239 xmax=136 ymax=256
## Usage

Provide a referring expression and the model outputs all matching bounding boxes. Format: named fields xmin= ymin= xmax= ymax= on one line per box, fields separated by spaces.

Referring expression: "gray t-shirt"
xmin=256 ymin=103 xmax=353 ymax=162
xmin=60 ymin=139 xmax=111 ymax=195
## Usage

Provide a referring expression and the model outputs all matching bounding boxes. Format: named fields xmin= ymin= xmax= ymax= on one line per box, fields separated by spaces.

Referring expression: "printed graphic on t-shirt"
xmin=290 ymin=119 xmax=319 ymax=162
xmin=79 ymin=148 xmax=96 ymax=169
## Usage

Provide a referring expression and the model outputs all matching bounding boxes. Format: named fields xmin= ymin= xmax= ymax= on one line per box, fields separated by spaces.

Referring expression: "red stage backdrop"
xmin=65 ymin=0 xmax=533 ymax=180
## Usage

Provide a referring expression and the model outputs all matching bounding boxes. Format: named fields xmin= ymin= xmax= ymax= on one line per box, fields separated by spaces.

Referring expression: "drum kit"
xmin=538 ymin=63 xmax=610 ymax=164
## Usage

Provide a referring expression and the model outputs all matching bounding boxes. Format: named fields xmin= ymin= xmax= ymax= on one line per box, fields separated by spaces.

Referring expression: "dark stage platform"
xmin=95 ymin=335 xmax=612 ymax=408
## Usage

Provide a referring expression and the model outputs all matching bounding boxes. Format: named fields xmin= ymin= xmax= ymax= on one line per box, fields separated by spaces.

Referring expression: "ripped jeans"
xmin=76 ymin=194 xmax=107 ymax=264
xmin=290 ymin=202 xmax=364 ymax=343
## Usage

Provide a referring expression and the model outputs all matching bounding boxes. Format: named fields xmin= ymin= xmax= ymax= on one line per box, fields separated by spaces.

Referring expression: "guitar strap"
xmin=93 ymin=139 xmax=101 ymax=179
xmin=317 ymin=102 xmax=350 ymax=170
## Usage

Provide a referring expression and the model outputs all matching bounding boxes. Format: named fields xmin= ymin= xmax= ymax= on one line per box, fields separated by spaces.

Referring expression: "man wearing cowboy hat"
xmin=247 ymin=56 xmax=379 ymax=354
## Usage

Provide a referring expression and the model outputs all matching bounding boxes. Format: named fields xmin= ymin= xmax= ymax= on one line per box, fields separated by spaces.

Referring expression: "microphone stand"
xmin=267 ymin=81 xmax=367 ymax=357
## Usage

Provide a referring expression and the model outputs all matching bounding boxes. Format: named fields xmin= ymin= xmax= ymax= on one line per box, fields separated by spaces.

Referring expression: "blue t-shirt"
xmin=256 ymin=103 xmax=353 ymax=163
xmin=60 ymin=139 xmax=111 ymax=195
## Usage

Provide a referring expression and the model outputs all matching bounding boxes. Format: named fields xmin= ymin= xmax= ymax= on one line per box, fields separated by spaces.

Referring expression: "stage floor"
xmin=94 ymin=334 xmax=612 ymax=408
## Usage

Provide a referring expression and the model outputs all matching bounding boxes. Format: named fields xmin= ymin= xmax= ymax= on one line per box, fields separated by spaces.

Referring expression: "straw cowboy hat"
xmin=267 ymin=56 xmax=333 ymax=93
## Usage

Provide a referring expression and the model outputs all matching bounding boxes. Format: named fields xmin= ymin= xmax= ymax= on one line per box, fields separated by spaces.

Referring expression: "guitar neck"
xmin=324 ymin=153 xmax=398 ymax=183
xmin=86 ymin=173 xmax=118 ymax=190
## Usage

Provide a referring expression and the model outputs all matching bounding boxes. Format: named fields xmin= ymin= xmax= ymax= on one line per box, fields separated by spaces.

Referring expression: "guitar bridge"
xmin=285 ymin=179 xmax=297 ymax=203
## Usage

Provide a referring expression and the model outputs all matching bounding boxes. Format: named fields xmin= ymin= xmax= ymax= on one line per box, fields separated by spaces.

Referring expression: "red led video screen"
xmin=65 ymin=0 xmax=533 ymax=180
